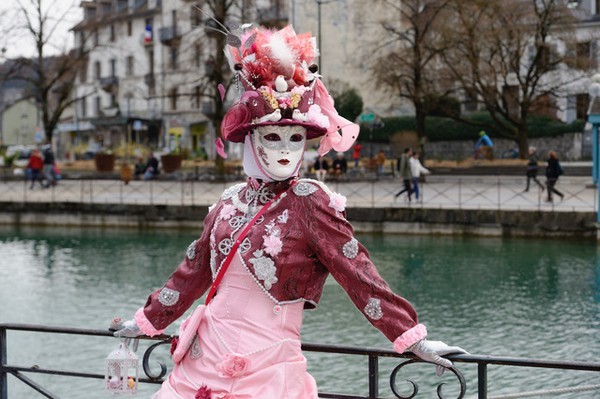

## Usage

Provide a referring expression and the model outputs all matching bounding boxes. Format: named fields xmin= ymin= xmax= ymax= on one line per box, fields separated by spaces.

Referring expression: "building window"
xmin=94 ymin=61 xmax=101 ymax=79
xmin=95 ymin=96 xmax=102 ymax=115
xmin=127 ymin=20 xmax=132 ymax=36
xmin=79 ymin=63 xmax=87 ymax=83
xmin=126 ymin=56 xmax=134 ymax=76
xmin=170 ymin=46 xmax=178 ymax=70
xmin=148 ymin=49 xmax=154 ymax=75
xmin=93 ymin=29 xmax=99 ymax=46
xmin=170 ymin=87 xmax=178 ymax=110
xmin=194 ymin=86 xmax=201 ymax=108
xmin=596 ymin=0 xmax=600 ymax=14
xmin=576 ymin=93 xmax=589 ymax=120
xmin=191 ymin=5 xmax=202 ymax=27
xmin=110 ymin=59 xmax=116 ymax=77
xmin=110 ymin=24 xmax=115 ymax=42
xmin=195 ymin=43 xmax=202 ymax=68
xmin=81 ymin=98 xmax=87 ymax=118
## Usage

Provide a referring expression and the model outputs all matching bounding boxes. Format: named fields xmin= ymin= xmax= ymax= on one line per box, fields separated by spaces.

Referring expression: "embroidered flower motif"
xmin=195 ymin=384 xmax=212 ymax=399
xmin=158 ymin=287 xmax=180 ymax=306
xmin=364 ymin=298 xmax=384 ymax=320
xmin=186 ymin=240 xmax=197 ymax=260
xmin=263 ymin=234 xmax=283 ymax=257
xmin=216 ymin=354 xmax=250 ymax=378
xmin=342 ymin=238 xmax=359 ymax=259
xmin=190 ymin=336 xmax=203 ymax=359
xmin=329 ymin=192 xmax=347 ymax=212
xmin=249 ymin=250 xmax=278 ymax=289
xmin=170 ymin=337 xmax=179 ymax=355
xmin=219 ymin=204 xmax=236 ymax=220
xmin=277 ymin=209 xmax=289 ymax=224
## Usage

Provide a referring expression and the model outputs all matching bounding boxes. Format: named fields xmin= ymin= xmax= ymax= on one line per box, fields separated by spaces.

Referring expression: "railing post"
xmin=1 ymin=327 xmax=7 ymax=399
xmin=478 ymin=362 xmax=487 ymax=399
xmin=368 ymin=354 xmax=378 ymax=399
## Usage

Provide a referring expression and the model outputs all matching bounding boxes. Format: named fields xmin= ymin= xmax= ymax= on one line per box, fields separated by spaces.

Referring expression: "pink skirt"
xmin=152 ymin=256 xmax=318 ymax=399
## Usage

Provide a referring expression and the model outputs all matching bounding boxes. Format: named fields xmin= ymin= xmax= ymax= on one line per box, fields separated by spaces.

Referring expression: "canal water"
xmin=0 ymin=225 xmax=598 ymax=399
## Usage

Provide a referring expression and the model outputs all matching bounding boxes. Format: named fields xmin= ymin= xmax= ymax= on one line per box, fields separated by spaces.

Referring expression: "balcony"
xmin=99 ymin=76 xmax=119 ymax=92
xmin=256 ymin=6 xmax=289 ymax=29
xmin=159 ymin=26 xmax=181 ymax=45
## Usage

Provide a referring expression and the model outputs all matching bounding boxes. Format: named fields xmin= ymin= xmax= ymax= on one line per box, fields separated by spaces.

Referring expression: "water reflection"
xmin=0 ymin=227 xmax=598 ymax=398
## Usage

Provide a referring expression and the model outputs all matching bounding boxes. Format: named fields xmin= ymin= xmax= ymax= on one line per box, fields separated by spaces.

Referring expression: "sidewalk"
xmin=0 ymin=175 xmax=597 ymax=213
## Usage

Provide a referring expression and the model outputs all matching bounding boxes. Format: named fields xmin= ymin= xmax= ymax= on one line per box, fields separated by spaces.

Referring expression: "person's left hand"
xmin=409 ymin=339 xmax=468 ymax=376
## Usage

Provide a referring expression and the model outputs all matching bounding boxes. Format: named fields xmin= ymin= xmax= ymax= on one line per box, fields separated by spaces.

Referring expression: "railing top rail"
xmin=2 ymin=323 xmax=599 ymax=372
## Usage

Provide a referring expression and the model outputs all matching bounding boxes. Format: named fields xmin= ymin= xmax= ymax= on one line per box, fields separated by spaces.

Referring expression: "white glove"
xmin=409 ymin=339 xmax=468 ymax=376
xmin=113 ymin=319 xmax=143 ymax=338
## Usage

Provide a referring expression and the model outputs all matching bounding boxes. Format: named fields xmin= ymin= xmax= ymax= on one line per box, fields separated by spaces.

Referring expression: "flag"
xmin=145 ymin=25 xmax=152 ymax=43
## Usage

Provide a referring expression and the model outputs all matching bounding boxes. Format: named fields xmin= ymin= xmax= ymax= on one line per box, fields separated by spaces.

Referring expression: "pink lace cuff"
xmin=393 ymin=324 xmax=427 ymax=353
xmin=134 ymin=307 xmax=164 ymax=337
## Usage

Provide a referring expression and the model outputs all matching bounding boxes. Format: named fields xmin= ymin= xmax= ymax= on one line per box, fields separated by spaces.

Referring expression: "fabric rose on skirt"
xmin=216 ymin=354 xmax=250 ymax=378
xmin=195 ymin=385 xmax=212 ymax=399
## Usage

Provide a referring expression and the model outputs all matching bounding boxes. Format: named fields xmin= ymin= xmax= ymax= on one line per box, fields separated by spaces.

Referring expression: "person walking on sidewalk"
xmin=26 ymin=149 xmax=44 ymax=189
xmin=545 ymin=151 xmax=564 ymax=203
xmin=524 ymin=146 xmax=544 ymax=192
xmin=394 ymin=147 xmax=413 ymax=201
xmin=409 ymin=151 xmax=430 ymax=201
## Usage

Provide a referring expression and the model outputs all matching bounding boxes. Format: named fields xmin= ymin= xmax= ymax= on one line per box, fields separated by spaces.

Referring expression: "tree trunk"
xmin=415 ymin=107 xmax=427 ymax=160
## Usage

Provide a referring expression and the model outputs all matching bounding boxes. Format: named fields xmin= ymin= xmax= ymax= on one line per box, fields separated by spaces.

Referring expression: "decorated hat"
xmin=220 ymin=25 xmax=359 ymax=156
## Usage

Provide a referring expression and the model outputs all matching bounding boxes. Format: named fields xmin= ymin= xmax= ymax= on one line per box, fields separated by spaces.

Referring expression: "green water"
xmin=0 ymin=226 xmax=598 ymax=398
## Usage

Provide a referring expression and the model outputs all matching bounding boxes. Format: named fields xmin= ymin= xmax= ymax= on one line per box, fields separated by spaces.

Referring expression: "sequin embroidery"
xmin=189 ymin=336 xmax=203 ymax=359
xmin=186 ymin=240 xmax=197 ymax=260
xmin=342 ymin=238 xmax=358 ymax=259
xmin=249 ymin=250 xmax=278 ymax=290
xmin=293 ymin=181 xmax=318 ymax=196
xmin=158 ymin=288 xmax=180 ymax=307
xmin=364 ymin=298 xmax=383 ymax=320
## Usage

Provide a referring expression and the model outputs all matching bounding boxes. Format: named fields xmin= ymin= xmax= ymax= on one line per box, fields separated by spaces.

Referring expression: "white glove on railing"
xmin=409 ymin=339 xmax=468 ymax=376
xmin=112 ymin=319 xmax=143 ymax=338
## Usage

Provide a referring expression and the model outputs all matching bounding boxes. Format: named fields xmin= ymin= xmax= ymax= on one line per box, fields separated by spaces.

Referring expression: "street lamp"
xmin=586 ymin=73 xmax=600 ymax=224
xmin=314 ymin=0 xmax=339 ymax=77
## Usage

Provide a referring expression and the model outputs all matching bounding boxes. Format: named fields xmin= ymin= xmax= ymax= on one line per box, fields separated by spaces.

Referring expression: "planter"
xmin=161 ymin=154 xmax=182 ymax=173
xmin=120 ymin=164 xmax=133 ymax=184
xmin=94 ymin=153 xmax=116 ymax=172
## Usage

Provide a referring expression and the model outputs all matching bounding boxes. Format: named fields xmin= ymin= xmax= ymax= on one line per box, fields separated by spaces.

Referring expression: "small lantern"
xmin=105 ymin=339 xmax=139 ymax=394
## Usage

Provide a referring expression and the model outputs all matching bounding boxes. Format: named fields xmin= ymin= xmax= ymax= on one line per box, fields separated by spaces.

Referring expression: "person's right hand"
xmin=113 ymin=319 xmax=143 ymax=338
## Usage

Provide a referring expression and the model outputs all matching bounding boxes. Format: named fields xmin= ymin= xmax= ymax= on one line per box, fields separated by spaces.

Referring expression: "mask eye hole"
xmin=263 ymin=133 xmax=281 ymax=142
xmin=290 ymin=134 xmax=304 ymax=142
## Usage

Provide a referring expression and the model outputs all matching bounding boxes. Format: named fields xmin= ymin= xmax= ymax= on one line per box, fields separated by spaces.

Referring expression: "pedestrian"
xmin=332 ymin=151 xmax=348 ymax=179
xmin=409 ymin=151 xmax=430 ymax=201
xmin=394 ymin=147 xmax=413 ymax=201
xmin=375 ymin=149 xmax=386 ymax=177
xmin=143 ymin=152 xmax=159 ymax=181
xmin=352 ymin=143 xmax=362 ymax=169
xmin=474 ymin=130 xmax=494 ymax=160
xmin=26 ymin=149 xmax=44 ymax=189
xmin=545 ymin=150 xmax=564 ymax=203
xmin=524 ymin=146 xmax=544 ymax=192
xmin=42 ymin=144 xmax=56 ymax=187
xmin=111 ymin=25 xmax=465 ymax=399
xmin=314 ymin=156 xmax=329 ymax=182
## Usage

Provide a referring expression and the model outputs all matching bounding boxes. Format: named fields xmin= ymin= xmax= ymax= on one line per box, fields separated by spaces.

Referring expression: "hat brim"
xmin=224 ymin=120 xmax=328 ymax=143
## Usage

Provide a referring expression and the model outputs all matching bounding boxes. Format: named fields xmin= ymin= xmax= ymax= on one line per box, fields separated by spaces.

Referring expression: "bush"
xmin=365 ymin=113 xmax=585 ymax=143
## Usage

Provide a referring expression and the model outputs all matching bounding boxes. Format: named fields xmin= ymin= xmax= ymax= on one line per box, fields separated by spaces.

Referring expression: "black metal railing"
xmin=1 ymin=324 xmax=599 ymax=399
xmin=0 ymin=177 xmax=597 ymax=212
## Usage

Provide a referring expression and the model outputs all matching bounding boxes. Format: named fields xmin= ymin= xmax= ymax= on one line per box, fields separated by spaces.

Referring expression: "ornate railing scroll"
xmin=389 ymin=359 xmax=466 ymax=399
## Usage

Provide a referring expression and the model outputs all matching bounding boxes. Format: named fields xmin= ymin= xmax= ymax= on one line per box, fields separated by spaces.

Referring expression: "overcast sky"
xmin=0 ymin=0 xmax=81 ymax=59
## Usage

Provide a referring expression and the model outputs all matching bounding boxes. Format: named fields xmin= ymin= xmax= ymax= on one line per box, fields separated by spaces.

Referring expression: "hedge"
xmin=363 ymin=113 xmax=585 ymax=143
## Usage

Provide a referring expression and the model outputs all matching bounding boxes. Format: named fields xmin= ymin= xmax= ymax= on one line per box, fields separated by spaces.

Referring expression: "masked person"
xmin=112 ymin=26 xmax=466 ymax=399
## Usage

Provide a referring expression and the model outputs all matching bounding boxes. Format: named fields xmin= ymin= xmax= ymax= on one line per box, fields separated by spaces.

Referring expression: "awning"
xmin=55 ymin=121 xmax=95 ymax=132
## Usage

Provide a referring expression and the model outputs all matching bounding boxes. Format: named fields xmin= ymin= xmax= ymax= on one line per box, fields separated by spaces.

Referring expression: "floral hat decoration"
xmin=219 ymin=25 xmax=359 ymax=156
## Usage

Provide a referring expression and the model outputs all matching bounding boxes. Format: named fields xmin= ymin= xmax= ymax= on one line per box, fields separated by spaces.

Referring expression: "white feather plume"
xmin=269 ymin=32 xmax=295 ymax=75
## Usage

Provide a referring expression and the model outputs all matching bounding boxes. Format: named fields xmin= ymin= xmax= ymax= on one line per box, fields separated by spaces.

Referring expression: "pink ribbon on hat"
xmin=313 ymin=79 xmax=360 ymax=156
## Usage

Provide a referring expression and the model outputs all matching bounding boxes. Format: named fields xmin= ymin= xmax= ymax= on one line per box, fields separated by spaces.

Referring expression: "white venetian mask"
xmin=249 ymin=125 xmax=307 ymax=181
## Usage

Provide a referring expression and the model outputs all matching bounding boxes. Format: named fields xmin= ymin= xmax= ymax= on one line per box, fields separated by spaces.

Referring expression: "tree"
xmin=0 ymin=0 xmax=89 ymax=144
xmin=364 ymin=0 xmax=452 ymax=157
xmin=329 ymin=80 xmax=364 ymax=122
xmin=441 ymin=0 xmax=588 ymax=158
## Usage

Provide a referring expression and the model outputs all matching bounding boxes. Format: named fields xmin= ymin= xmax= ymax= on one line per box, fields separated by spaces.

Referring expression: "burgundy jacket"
xmin=135 ymin=178 xmax=426 ymax=351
